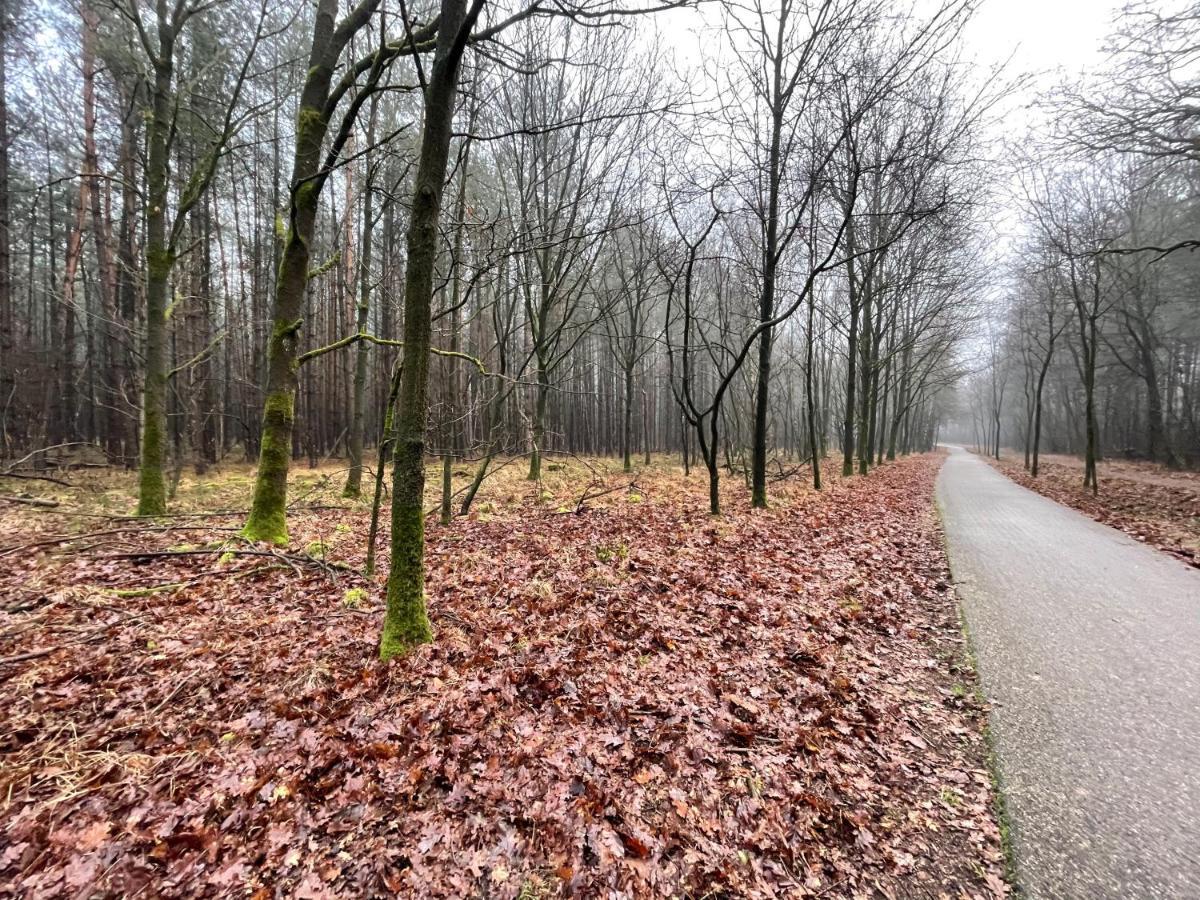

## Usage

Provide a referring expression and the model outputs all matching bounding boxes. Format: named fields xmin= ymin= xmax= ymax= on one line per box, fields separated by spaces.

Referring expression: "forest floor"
xmin=989 ymin=453 xmax=1200 ymax=569
xmin=1 ymin=453 xmax=1006 ymax=898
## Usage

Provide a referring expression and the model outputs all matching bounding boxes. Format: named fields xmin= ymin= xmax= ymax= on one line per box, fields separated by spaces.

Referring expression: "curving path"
xmin=936 ymin=446 xmax=1200 ymax=898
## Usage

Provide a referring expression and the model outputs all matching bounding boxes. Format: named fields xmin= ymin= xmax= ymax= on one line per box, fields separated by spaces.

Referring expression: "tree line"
xmin=966 ymin=1 xmax=1200 ymax=488
xmin=2 ymin=0 xmax=1001 ymax=655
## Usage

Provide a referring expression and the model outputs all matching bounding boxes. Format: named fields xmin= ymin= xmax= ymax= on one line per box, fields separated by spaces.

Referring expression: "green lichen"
xmin=137 ymin=396 xmax=167 ymax=517
xmin=295 ymin=104 xmax=325 ymax=136
xmin=379 ymin=496 xmax=433 ymax=660
xmin=240 ymin=392 xmax=294 ymax=545
xmin=306 ymin=251 xmax=340 ymax=281
xmin=137 ymin=469 xmax=167 ymax=516
xmin=379 ymin=590 xmax=433 ymax=659
xmin=271 ymin=318 xmax=304 ymax=342
xmin=146 ymin=246 xmax=174 ymax=282
xmin=294 ymin=178 xmax=318 ymax=213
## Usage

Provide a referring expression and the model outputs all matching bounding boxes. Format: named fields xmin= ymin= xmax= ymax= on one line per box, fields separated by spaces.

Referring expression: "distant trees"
xmin=978 ymin=1 xmax=1200 ymax=485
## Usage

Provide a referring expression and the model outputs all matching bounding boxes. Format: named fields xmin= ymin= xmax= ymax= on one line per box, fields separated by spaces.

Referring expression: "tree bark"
xmin=344 ymin=100 xmax=378 ymax=498
xmin=244 ymin=0 xmax=362 ymax=541
xmin=381 ymin=0 xmax=481 ymax=659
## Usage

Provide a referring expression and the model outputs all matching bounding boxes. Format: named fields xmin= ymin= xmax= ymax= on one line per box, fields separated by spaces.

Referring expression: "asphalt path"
xmin=936 ymin=446 xmax=1200 ymax=898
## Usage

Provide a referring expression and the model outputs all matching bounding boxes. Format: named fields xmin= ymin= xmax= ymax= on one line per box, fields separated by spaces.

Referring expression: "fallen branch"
xmin=1 ymin=495 xmax=61 ymax=508
xmin=0 ymin=471 xmax=73 ymax=487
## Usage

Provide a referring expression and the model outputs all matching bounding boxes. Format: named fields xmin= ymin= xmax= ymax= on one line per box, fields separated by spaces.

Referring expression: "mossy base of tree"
xmin=380 ymin=503 xmax=433 ymax=660
xmin=242 ymin=391 xmax=294 ymax=545
xmin=137 ymin=469 xmax=167 ymax=516
xmin=382 ymin=441 xmax=435 ymax=660
xmin=379 ymin=593 xmax=433 ymax=660
xmin=240 ymin=509 xmax=288 ymax=545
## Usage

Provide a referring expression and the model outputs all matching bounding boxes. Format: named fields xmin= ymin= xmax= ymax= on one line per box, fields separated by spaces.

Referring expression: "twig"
xmin=0 ymin=648 xmax=57 ymax=666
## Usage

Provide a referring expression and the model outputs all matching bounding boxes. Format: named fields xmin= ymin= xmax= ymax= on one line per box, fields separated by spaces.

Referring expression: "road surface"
xmin=936 ymin=446 xmax=1200 ymax=898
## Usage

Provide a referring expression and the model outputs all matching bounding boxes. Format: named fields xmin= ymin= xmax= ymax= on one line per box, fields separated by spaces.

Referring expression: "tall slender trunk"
xmin=83 ymin=3 xmax=122 ymax=462
xmin=1032 ymin=355 xmax=1051 ymax=477
xmin=805 ymin=294 xmax=821 ymax=490
xmin=381 ymin=0 xmax=480 ymax=659
xmin=856 ymin=286 xmax=872 ymax=476
xmin=528 ymin=359 xmax=548 ymax=481
xmin=751 ymin=92 xmax=783 ymax=509
xmin=642 ymin=381 xmax=650 ymax=466
xmin=366 ymin=361 xmax=403 ymax=576
xmin=136 ymin=54 xmax=175 ymax=515
xmin=0 ymin=0 xmax=12 ymax=456
xmin=243 ymin=0 xmax=348 ymax=542
xmin=622 ymin=363 xmax=634 ymax=472
xmin=1083 ymin=314 xmax=1098 ymax=493
xmin=344 ymin=100 xmax=378 ymax=498
xmin=1135 ymin=317 xmax=1171 ymax=465
xmin=842 ymin=233 xmax=859 ymax=478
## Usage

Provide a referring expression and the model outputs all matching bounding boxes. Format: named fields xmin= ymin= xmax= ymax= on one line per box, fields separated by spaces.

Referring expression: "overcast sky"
xmin=964 ymin=0 xmax=1123 ymax=75
xmin=962 ymin=0 xmax=1124 ymax=82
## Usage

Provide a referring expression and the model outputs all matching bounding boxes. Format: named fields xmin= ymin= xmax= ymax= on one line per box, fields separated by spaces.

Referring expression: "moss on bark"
xmin=241 ymin=391 xmax=293 ymax=544
xmin=379 ymin=438 xmax=433 ymax=659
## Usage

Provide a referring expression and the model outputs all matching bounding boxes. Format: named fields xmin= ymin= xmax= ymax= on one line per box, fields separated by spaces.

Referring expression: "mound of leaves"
xmin=1 ymin=454 xmax=1005 ymax=898
xmin=991 ymin=454 xmax=1200 ymax=568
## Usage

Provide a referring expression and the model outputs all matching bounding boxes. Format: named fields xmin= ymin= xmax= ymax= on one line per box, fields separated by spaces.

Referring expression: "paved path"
xmin=936 ymin=446 xmax=1200 ymax=899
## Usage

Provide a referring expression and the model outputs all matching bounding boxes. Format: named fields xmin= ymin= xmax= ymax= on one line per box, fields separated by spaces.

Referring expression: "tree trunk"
xmin=381 ymin=0 xmax=479 ymax=659
xmin=805 ymin=295 xmax=821 ymax=490
xmin=1032 ymin=355 xmax=1050 ymax=478
xmin=0 ymin=0 xmax=13 ymax=456
xmin=344 ymin=100 xmax=378 ymax=498
xmin=136 ymin=56 xmax=175 ymax=515
xmin=841 ymin=220 xmax=859 ymax=478
xmin=1084 ymin=315 xmax=1098 ymax=493
xmin=243 ymin=0 xmax=344 ymax=542
xmin=528 ymin=361 xmax=548 ymax=481
xmin=622 ymin=363 xmax=634 ymax=472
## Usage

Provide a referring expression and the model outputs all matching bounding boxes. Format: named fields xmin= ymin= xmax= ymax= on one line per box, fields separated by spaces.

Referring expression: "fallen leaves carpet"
xmin=1 ymin=453 xmax=1005 ymax=898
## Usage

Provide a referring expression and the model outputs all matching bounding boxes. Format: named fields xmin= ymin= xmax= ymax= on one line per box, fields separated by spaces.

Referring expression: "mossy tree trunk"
xmin=131 ymin=1 xmax=266 ymax=515
xmin=243 ymin=0 xmax=381 ymax=542
xmin=528 ymin=360 xmax=549 ymax=481
xmin=381 ymin=0 xmax=482 ymax=660
xmin=137 ymin=59 xmax=174 ymax=516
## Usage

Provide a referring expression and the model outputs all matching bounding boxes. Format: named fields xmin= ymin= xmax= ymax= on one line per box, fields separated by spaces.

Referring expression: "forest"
xmin=1 ymin=0 xmax=1198 ymax=896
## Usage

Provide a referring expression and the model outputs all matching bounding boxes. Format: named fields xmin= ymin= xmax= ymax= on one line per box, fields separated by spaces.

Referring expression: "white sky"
xmin=962 ymin=0 xmax=1124 ymax=81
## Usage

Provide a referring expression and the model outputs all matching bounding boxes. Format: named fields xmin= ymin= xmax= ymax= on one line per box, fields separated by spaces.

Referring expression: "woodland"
xmin=0 ymin=0 xmax=1197 ymax=895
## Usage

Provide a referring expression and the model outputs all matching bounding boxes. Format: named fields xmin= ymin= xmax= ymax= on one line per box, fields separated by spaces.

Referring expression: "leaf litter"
xmin=0 ymin=453 xmax=1006 ymax=898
